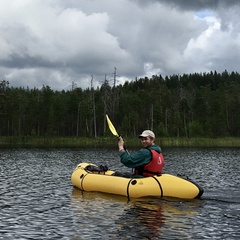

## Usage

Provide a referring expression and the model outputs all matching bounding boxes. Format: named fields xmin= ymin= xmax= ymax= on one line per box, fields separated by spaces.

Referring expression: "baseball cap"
xmin=139 ymin=130 xmax=155 ymax=139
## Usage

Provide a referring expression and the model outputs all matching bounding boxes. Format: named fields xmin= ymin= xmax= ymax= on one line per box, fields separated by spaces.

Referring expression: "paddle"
xmin=106 ymin=114 xmax=128 ymax=152
xmin=106 ymin=114 xmax=120 ymax=138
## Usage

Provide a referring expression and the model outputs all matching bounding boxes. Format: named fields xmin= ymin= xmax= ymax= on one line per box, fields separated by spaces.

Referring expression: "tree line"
xmin=1 ymin=70 xmax=240 ymax=138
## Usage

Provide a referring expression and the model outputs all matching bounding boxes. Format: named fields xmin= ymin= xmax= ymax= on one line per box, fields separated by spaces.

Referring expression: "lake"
xmin=0 ymin=147 xmax=240 ymax=239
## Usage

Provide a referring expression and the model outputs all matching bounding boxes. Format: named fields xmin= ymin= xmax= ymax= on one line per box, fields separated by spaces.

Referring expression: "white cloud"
xmin=143 ymin=62 xmax=162 ymax=77
xmin=183 ymin=12 xmax=240 ymax=73
xmin=0 ymin=0 xmax=240 ymax=90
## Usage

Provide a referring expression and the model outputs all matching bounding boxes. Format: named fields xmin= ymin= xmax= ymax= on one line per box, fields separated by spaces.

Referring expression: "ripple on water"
xmin=0 ymin=148 xmax=240 ymax=239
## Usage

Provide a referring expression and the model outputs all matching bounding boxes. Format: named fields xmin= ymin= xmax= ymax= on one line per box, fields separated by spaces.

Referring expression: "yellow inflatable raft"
xmin=71 ymin=162 xmax=204 ymax=200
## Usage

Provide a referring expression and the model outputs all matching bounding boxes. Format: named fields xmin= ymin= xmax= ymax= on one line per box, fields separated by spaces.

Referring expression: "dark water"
xmin=0 ymin=147 xmax=239 ymax=239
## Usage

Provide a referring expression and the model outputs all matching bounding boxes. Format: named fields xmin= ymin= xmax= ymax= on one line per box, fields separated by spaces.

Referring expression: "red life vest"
xmin=134 ymin=149 xmax=164 ymax=177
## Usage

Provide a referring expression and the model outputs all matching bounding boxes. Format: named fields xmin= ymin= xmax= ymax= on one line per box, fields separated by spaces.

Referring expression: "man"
xmin=118 ymin=130 xmax=164 ymax=177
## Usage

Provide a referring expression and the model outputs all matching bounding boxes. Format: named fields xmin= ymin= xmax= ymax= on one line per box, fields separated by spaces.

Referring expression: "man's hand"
xmin=118 ymin=136 xmax=125 ymax=151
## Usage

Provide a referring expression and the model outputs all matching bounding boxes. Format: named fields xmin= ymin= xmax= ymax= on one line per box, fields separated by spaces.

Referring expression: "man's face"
xmin=140 ymin=136 xmax=154 ymax=147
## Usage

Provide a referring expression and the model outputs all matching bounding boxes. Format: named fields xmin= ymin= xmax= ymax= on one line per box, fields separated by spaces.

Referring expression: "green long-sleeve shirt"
xmin=119 ymin=144 xmax=162 ymax=168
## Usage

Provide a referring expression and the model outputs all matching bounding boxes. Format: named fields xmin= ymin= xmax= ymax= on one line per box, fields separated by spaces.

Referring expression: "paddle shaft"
xmin=106 ymin=114 xmax=128 ymax=153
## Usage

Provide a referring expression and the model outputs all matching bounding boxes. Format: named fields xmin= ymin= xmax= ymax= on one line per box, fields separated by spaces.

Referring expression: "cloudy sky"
xmin=0 ymin=0 xmax=240 ymax=90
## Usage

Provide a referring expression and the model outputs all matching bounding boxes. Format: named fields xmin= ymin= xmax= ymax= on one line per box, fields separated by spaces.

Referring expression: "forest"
xmin=0 ymin=70 xmax=240 ymax=138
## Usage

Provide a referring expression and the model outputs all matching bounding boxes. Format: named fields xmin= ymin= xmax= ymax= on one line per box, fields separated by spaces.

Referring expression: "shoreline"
xmin=0 ymin=136 xmax=240 ymax=148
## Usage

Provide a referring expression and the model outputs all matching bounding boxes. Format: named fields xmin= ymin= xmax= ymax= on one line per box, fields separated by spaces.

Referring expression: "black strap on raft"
xmin=126 ymin=177 xmax=163 ymax=200
xmin=126 ymin=179 xmax=135 ymax=201
xmin=80 ymin=174 xmax=86 ymax=191
xmin=151 ymin=176 xmax=163 ymax=198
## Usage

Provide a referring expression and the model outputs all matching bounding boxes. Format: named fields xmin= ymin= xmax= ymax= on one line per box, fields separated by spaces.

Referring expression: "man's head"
xmin=139 ymin=130 xmax=155 ymax=147
xmin=139 ymin=130 xmax=155 ymax=139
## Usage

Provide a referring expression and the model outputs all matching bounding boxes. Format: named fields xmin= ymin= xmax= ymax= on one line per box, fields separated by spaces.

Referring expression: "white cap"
xmin=139 ymin=130 xmax=155 ymax=139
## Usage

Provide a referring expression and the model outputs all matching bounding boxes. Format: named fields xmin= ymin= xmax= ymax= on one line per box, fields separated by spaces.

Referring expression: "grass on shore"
xmin=0 ymin=136 xmax=240 ymax=148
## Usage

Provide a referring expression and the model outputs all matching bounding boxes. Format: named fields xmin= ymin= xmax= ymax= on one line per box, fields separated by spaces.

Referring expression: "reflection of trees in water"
xmin=115 ymin=199 xmax=202 ymax=240
xmin=115 ymin=201 xmax=164 ymax=239
xmin=71 ymin=189 xmax=203 ymax=239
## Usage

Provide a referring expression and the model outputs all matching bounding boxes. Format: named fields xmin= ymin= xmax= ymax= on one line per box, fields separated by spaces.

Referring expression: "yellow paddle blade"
xmin=106 ymin=114 xmax=119 ymax=137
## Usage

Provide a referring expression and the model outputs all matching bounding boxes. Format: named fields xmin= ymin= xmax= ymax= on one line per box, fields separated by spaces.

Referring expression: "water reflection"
xmin=0 ymin=148 xmax=240 ymax=239
xmin=115 ymin=202 xmax=164 ymax=239
xmin=71 ymin=188 xmax=203 ymax=239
